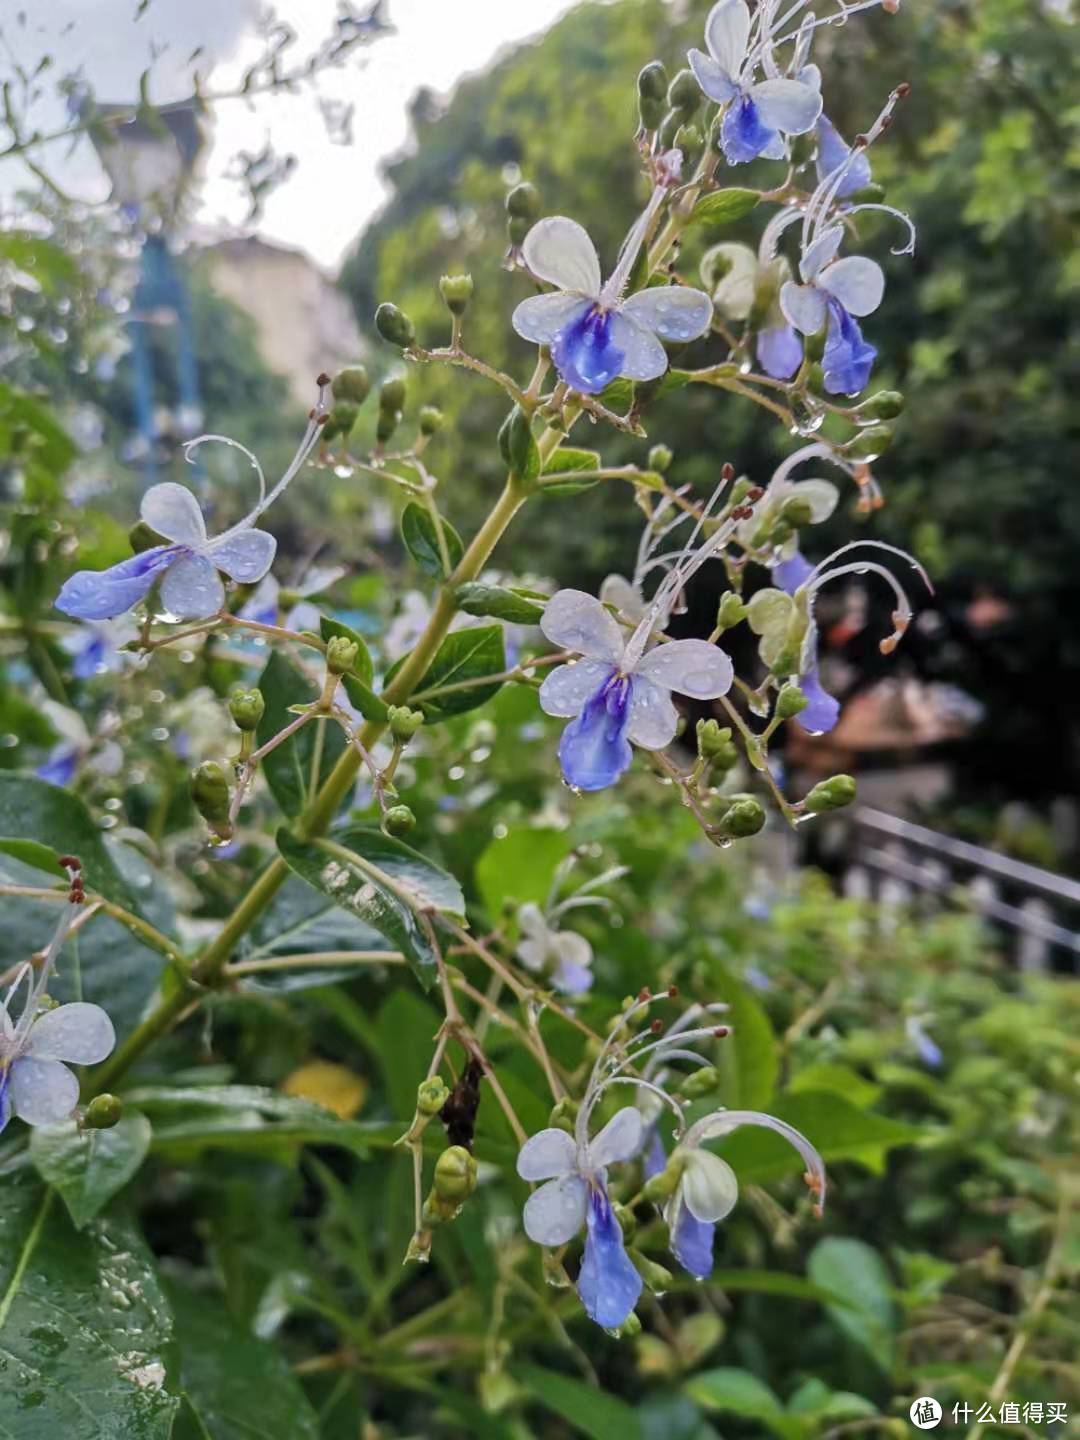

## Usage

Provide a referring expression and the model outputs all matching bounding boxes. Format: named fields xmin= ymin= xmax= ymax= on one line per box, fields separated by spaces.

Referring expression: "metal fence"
xmin=842 ymin=807 xmax=1080 ymax=974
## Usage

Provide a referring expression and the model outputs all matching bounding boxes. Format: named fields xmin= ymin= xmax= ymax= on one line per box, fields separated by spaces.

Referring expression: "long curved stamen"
xmin=843 ymin=201 xmax=917 ymax=255
xmin=591 ymin=1074 xmax=686 ymax=1134
xmin=805 ymin=538 xmax=933 ymax=597
xmin=769 ymin=442 xmax=854 ymax=493
xmin=759 ymin=205 xmax=804 ymax=265
xmin=184 ymin=434 xmax=267 ymax=509
xmin=682 ymin=1107 xmax=828 ymax=1215
xmin=12 ymin=896 xmax=82 ymax=1048
xmin=802 ymin=88 xmax=906 ymax=253
xmin=622 ymin=1025 xmax=728 ymax=1071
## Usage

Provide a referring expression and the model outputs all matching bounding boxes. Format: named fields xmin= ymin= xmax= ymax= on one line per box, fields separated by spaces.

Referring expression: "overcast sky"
xmin=1 ymin=0 xmax=577 ymax=270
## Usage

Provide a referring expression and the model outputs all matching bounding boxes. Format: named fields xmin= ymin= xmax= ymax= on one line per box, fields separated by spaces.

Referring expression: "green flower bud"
xmin=548 ymin=1096 xmax=579 ymax=1134
xmin=374 ymin=302 xmax=416 ymax=349
xmin=497 ymin=404 xmax=539 ymax=479
xmin=229 ymin=688 xmax=265 ymax=732
xmin=326 ymin=401 xmax=359 ymax=440
xmin=325 ymin=635 xmax=359 ymax=675
xmin=190 ymin=761 xmax=231 ymax=829
xmin=506 ymin=181 xmax=540 ymax=220
xmin=421 ymin=1191 xmax=451 ymax=1228
xmin=478 ymin=1369 xmax=520 ymax=1414
xmin=678 ymin=1064 xmax=721 ymax=1098
xmin=728 ymin=477 xmax=752 ymax=505
xmin=718 ymin=795 xmax=767 ymax=838
xmin=417 ymin=1075 xmax=450 ymax=1117
xmin=632 ymin=1252 xmax=674 ymax=1295
xmin=639 ymin=93 xmax=666 ymax=132
xmin=128 ymin=519 xmax=167 ymax=554
xmin=674 ymin=122 xmax=704 ymax=164
xmin=612 ymin=1311 xmax=642 ymax=1339
xmin=846 ymin=424 xmax=894 ymax=461
xmin=667 ymin=67 xmax=699 ymax=113
xmin=648 ymin=443 xmax=673 ymax=473
xmin=84 ymin=1094 xmax=123 ymax=1129
xmin=376 ymin=409 xmax=398 ymax=445
xmin=613 ymin=1204 xmax=637 ymax=1240
xmin=637 ymin=60 xmax=668 ymax=102
xmin=848 ymin=182 xmax=886 ymax=205
xmin=855 ymin=389 xmax=905 ymax=421
xmin=716 ymin=591 xmax=748 ymax=632
xmin=776 ymin=682 xmax=808 ymax=720
xmin=804 ymin=774 xmax=857 ymax=813
xmin=387 ymin=704 xmax=424 ymax=741
xmin=438 ymin=272 xmax=474 ymax=315
xmin=380 ymin=376 xmax=407 ymax=412
xmin=697 ymin=719 xmax=738 ymax=770
xmin=331 ymin=365 xmax=370 ymax=406
xmin=507 ymin=214 xmax=530 ymax=247
xmin=780 ymin=496 xmax=815 ymax=529
xmin=434 ymin=1144 xmax=478 ymax=1203
xmin=641 ymin=1156 xmax=685 ymax=1204
xmin=383 ymin=804 xmax=416 ymax=838
xmin=657 ymin=109 xmax=681 ymax=151
xmin=419 ymin=405 xmax=444 ymax=436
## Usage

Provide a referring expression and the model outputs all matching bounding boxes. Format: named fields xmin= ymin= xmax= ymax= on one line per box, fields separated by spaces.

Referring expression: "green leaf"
xmin=707 ymin=1269 xmax=856 ymax=1309
xmin=128 ymin=1084 xmax=375 ymax=1161
xmin=0 ymin=837 xmax=66 ymax=878
xmin=541 ymin=445 xmax=603 ymax=496
xmin=255 ymin=652 xmax=348 ymax=817
xmin=715 ymin=1090 xmax=921 ymax=1181
xmin=685 ymin=1368 xmax=784 ymax=1424
xmin=475 ymin=827 xmax=573 ymax=918
xmin=0 ymin=774 xmax=137 ymax=910
xmin=29 ymin=1112 xmax=152 ymax=1228
xmin=340 ymin=670 xmax=389 ymax=723
xmin=790 ymin=1063 xmax=882 ymax=1109
xmin=512 ymin=1362 xmax=646 ymax=1440
xmin=455 ymin=582 xmax=546 ymax=624
xmin=319 ymin=614 xmax=374 ymax=686
xmin=0 ymin=1176 xmax=180 ymax=1438
xmin=710 ymin=964 xmax=779 ymax=1109
xmin=808 ymin=1238 xmax=896 ymax=1369
xmin=169 ymin=1280 xmax=320 ymax=1440
xmin=409 ymin=624 xmax=507 ymax=718
xmin=690 ymin=188 xmax=761 ymax=227
xmin=238 ymin=874 xmax=399 ymax=991
xmin=598 ymin=377 xmax=634 ymax=412
xmin=400 ymin=501 xmax=465 ymax=578
xmin=277 ymin=824 xmax=465 ymax=987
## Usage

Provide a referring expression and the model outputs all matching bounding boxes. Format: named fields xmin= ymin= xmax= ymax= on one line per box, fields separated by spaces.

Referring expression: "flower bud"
xmin=641 ymin=1155 xmax=685 ymax=1203
xmin=637 ymin=60 xmax=668 ymax=102
xmin=674 ymin=122 xmax=704 ymax=165
xmin=780 ymin=496 xmax=815 ymax=529
xmin=326 ymin=401 xmax=359 ymax=443
xmin=387 ymin=704 xmax=424 ymax=741
xmin=632 ymin=1252 xmax=674 ymax=1295
xmin=848 ymin=182 xmax=886 ymax=205
xmin=190 ymin=761 xmax=231 ymax=830
xmin=229 ymin=688 xmax=265 ymax=732
xmin=846 ymin=424 xmax=894 ymax=461
xmin=325 ymin=635 xmax=358 ymax=675
xmin=678 ymin=1064 xmax=721 ymax=1098
xmin=506 ymin=181 xmax=540 ymax=220
xmin=613 ymin=1203 xmax=637 ymax=1240
xmin=804 ymin=774 xmax=857 ymax=812
xmin=775 ymin=682 xmax=808 ymax=720
xmin=715 ymin=590 xmax=747 ymax=632
xmin=548 ymin=1096 xmax=579 ymax=1134
xmin=718 ymin=795 xmax=766 ymax=838
xmin=657 ymin=109 xmax=681 ymax=151
xmin=419 ymin=405 xmax=444 ymax=436
xmin=438 ymin=272 xmax=474 ymax=316
xmin=697 ymin=719 xmax=738 ymax=770
xmin=380 ymin=376 xmax=407 ymax=412
xmin=647 ymin=443 xmax=673 ymax=473
xmin=667 ymin=67 xmax=699 ymax=114
xmin=638 ymin=92 xmax=665 ymax=132
xmin=434 ymin=1144 xmax=478 ymax=1203
xmin=507 ymin=214 xmax=530 ymax=247
xmin=374 ymin=302 xmax=416 ymax=349
xmin=417 ymin=1075 xmax=450 ymax=1117
xmin=383 ymin=804 xmax=416 ymax=837
xmin=84 ymin=1093 xmax=123 ymax=1129
xmin=611 ymin=1311 xmax=642 ymax=1339
xmin=331 ymin=365 xmax=370 ymax=406
xmin=497 ymin=404 xmax=539 ymax=480
xmin=855 ymin=389 xmax=905 ymax=421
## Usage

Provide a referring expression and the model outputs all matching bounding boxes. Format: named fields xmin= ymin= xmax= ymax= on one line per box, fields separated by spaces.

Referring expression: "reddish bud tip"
xmin=746 ymin=486 xmax=764 ymax=501
xmin=638 ymin=986 xmax=652 ymax=1002
xmin=316 ymin=372 xmax=331 ymax=387
xmin=713 ymin=1026 xmax=731 ymax=1038
xmin=667 ymin=985 xmax=678 ymax=998
xmin=650 ymin=1019 xmax=664 ymax=1034
xmin=896 ymin=81 xmax=911 ymax=97
xmin=721 ymin=462 xmax=735 ymax=481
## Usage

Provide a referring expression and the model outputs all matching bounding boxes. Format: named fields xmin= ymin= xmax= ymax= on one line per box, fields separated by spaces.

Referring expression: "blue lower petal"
xmin=553 ymin=960 xmax=594 ymax=995
xmin=756 ymin=323 xmax=802 ymax=380
xmin=721 ymin=95 xmax=780 ymax=165
xmin=644 ymin=1125 xmax=667 ymax=1181
xmin=577 ymin=1185 xmax=643 ymax=1329
xmin=670 ymin=1201 xmax=716 ymax=1280
xmin=822 ymin=300 xmax=876 ymax=396
xmin=772 ymin=549 xmax=815 ymax=595
xmin=0 ymin=1069 xmax=10 ymax=1134
xmin=799 ymin=662 xmax=841 ymax=734
xmin=37 ymin=745 xmax=79 ymax=788
xmin=816 ymin=115 xmax=872 ymax=197
xmin=551 ymin=304 xmax=625 ymax=395
xmin=71 ymin=634 xmax=108 ymax=679
xmin=558 ymin=671 xmax=633 ymax=791
xmin=56 ymin=545 xmax=180 ymax=621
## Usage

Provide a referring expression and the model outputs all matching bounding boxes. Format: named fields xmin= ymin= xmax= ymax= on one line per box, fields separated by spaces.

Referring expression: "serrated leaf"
xmin=0 ymin=1176 xmax=180 ymax=1438
xmin=255 ymin=652 xmax=348 ymax=817
xmin=401 ymin=501 xmax=465 ymax=578
xmin=29 ymin=1112 xmax=152 ymax=1228
xmin=409 ymin=624 xmax=507 ymax=718
xmin=512 ymin=1363 xmax=646 ymax=1440
xmin=690 ymin=188 xmax=761 ymax=226
xmin=319 ymin=614 xmax=374 ymax=685
xmin=455 ymin=583 xmax=546 ymax=624
xmin=0 ymin=774 xmax=137 ymax=910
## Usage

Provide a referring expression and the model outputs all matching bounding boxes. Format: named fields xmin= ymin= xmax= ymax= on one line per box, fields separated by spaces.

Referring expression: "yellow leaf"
xmin=282 ymin=1061 xmax=367 ymax=1120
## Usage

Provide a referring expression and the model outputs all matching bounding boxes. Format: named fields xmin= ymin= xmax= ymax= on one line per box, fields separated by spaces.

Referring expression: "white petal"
xmin=636 ymin=639 xmax=733 ymax=700
xmin=538 ymin=659 xmax=614 ymax=718
xmin=687 ymin=48 xmax=739 ymax=104
xmin=780 ymin=280 xmax=827 ymax=336
xmin=705 ymin=0 xmax=750 ymax=77
xmin=620 ymin=286 xmax=713 ymax=344
xmin=552 ymin=930 xmax=592 ymax=972
xmin=749 ymin=78 xmax=822 ymax=136
xmin=589 ymin=1105 xmax=645 ymax=1168
xmin=517 ymin=902 xmax=547 ymax=940
xmin=786 ymin=478 xmax=839 ymax=523
xmin=818 ymin=256 xmax=885 ymax=317
xmin=26 ymin=1003 xmax=115 ymax=1064
xmin=800 ymin=224 xmax=844 ymax=282
xmin=522 ymin=217 xmax=601 ymax=297
xmin=512 ymin=292 xmax=592 ymax=345
xmin=606 ymin=312 xmax=668 ymax=382
xmin=626 ymin=675 xmax=679 ymax=750
xmin=522 ymin=1173 xmax=589 ymax=1245
xmin=10 ymin=1055 xmax=79 ymax=1125
xmin=598 ymin=574 xmax=645 ymax=621
xmin=517 ymin=937 xmax=546 ymax=973
xmin=607 ymin=312 xmax=668 ymax=382
xmin=140 ymin=482 xmax=207 ymax=545
xmin=41 ymin=700 xmax=89 ymax=747
xmin=206 ymin=527 xmax=277 ymax=583
xmin=159 ymin=553 xmax=226 ymax=620
xmin=703 ymin=242 xmax=757 ymax=321
xmin=681 ymin=1149 xmax=740 ymax=1223
xmin=517 ymin=1126 xmax=577 ymax=1181
xmin=540 ymin=589 xmax=624 ymax=663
